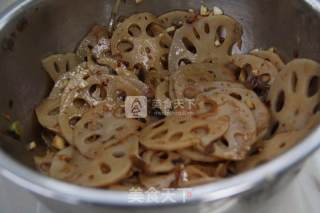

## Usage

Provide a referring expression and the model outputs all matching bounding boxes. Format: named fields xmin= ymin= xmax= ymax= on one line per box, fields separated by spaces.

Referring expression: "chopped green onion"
xmin=8 ymin=121 xmax=22 ymax=138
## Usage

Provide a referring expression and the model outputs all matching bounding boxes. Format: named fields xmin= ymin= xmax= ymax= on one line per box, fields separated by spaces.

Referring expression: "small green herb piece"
xmin=8 ymin=121 xmax=22 ymax=138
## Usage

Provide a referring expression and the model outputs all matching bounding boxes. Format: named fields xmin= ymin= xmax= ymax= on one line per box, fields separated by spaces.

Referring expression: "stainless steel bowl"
xmin=0 ymin=0 xmax=320 ymax=212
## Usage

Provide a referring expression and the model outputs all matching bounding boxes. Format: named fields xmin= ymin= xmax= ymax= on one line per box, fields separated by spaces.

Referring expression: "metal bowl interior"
xmin=0 ymin=0 xmax=320 ymax=208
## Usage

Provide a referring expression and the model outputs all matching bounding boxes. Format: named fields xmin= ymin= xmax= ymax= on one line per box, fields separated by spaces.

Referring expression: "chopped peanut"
xmin=214 ymin=39 xmax=221 ymax=47
xmin=200 ymin=5 xmax=210 ymax=16
xmin=213 ymin=6 xmax=224 ymax=15
xmin=27 ymin=141 xmax=37 ymax=150
xmin=251 ymin=48 xmax=260 ymax=53
xmin=268 ymin=47 xmax=275 ymax=52
xmin=239 ymin=71 xmax=246 ymax=82
xmin=166 ymin=26 xmax=176 ymax=33
xmin=52 ymin=135 xmax=66 ymax=150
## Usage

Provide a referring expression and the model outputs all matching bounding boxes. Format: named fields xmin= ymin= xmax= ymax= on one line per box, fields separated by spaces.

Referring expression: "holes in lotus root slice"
xmin=229 ymin=54 xmax=278 ymax=98
xmin=74 ymin=104 xmax=144 ymax=158
xmin=275 ymin=90 xmax=285 ymax=112
xmin=182 ymin=37 xmax=197 ymax=54
xmin=250 ymin=48 xmax=285 ymax=72
xmin=49 ymin=61 xmax=118 ymax=100
xmin=107 ymin=75 xmax=152 ymax=105
xmin=158 ymin=10 xmax=195 ymax=36
xmin=178 ymin=58 xmax=192 ymax=67
xmin=146 ymin=22 xmax=165 ymax=37
xmin=214 ymin=26 xmax=227 ymax=46
xmin=111 ymin=13 xmax=171 ymax=79
xmin=169 ymin=15 xmax=242 ymax=72
xmin=268 ymin=59 xmax=320 ymax=133
xmin=117 ymin=40 xmax=134 ymax=52
xmin=142 ymin=151 xmax=187 ymax=173
xmin=35 ymin=98 xmax=61 ymax=133
xmin=89 ymin=84 xmax=108 ymax=101
xmin=49 ymin=136 xmax=138 ymax=187
xmin=170 ymin=63 xmax=237 ymax=102
xmin=42 ymin=53 xmax=81 ymax=81
xmin=195 ymin=94 xmax=257 ymax=160
xmin=76 ymin=25 xmax=110 ymax=61
xmin=58 ymin=74 xmax=115 ymax=143
xmin=139 ymin=172 xmax=176 ymax=189
xmin=59 ymin=73 xmax=149 ymax=144
xmin=308 ymin=76 xmax=319 ymax=97
xmin=178 ymin=165 xmax=219 ymax=187
xmin=128 ymin=24 xmax=142 ymax=37
xmin=236 ymin=130 xmax=308 ymax=172
xmin=195 ymin=98 xmax=219 ymax=115
xmin=140 ymin=114 xmax=229 ymax=151
xmin=205 ymin=86 xmax=270 ymax=139
xmin=291 ymin=71 xmax=298 ymax=92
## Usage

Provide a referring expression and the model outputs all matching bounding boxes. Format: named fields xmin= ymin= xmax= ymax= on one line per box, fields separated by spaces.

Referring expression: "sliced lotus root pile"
xmin=35 ymin=8 xmax=320 ymax=190
xmin=35 ymin=98 xmax=61 ymax=133
xmin=60 ymin=63 xmax=123 ymax=99
xmin=139 ymin=172 xmax=177 ymax=189
xmin=158 ymin=10 xmax=195 ymax=36
xmin=229 ymin=54 xmax=278 ymax=95
xmin=155 ymin=80 xmax=172 ymax=115
xmin=142 ymin=151 xmax=188 ymax=173
xmin=168 ymin=15 xmax=243 ymax=72
xmin=76 ymin=25 xmax=110 ymax=61
xmin=49 ymin=135 xmax=139 ymax=187
xmin=42 ymin=53 xmax=81 ymax=81
xmin=268 ymin=59 xmax=320 ymax=133
xmin=178 ymin=165 xmax=219 ymax=187
xmin=42 ymin=63 xmax=117 ymax=136
xmin=111 ymin=13 xmax=172 ymax=87
xmin=74 ymin=104 xmax=144 ymax=158
xmin=250 ymin=48 xmax=285 ymax=71
xmin=59 ymin=72 xmax=148 ymax=143
xmin=140 ymin=114 xmax=230 ymax=151
xmin=49 ymin=62 xmax=117 ymax=99
xmin=59 ymin=74 xmax=114 ymax=143
xmin=170 ymin=63 xmax=237 ymax=100
xmin=205 ymin=87 xmax=270 ymax=139
xmin=236 ymin=130 xmax=308 ymax=172
xmin=195 ymin=94 xmax=257 ymax=160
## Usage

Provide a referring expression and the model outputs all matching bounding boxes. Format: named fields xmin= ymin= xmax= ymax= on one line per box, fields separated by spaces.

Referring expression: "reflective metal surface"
xmin=0 ymin=0 xmax=319 ymax=212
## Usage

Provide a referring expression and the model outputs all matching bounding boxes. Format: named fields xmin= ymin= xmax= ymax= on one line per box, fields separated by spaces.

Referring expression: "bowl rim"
xmin=0 ymin=0 xmax=320 ymax=208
